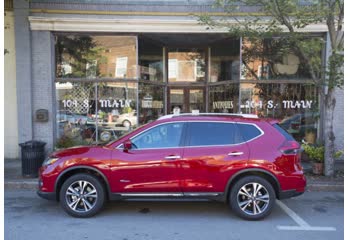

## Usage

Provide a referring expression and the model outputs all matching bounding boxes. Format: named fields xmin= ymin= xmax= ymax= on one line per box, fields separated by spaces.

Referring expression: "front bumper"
xmin=37 ymin=190 xmax=57 ymax=201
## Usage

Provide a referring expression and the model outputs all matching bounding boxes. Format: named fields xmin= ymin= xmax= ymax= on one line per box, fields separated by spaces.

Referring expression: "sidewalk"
xmin=4 ymin=158 xmax=344 ymax=192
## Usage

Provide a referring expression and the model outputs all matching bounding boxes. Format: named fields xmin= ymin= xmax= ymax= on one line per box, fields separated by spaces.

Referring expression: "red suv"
xmin=38 ymin=113 xmax=306 ymax=220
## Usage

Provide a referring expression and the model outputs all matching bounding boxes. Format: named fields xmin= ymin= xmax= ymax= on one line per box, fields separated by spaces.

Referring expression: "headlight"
xmin=42 ymin=157 xmax=59 ymax=166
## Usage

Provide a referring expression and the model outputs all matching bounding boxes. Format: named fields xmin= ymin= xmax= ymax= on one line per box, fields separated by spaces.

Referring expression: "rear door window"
xmin=186 ymin=122 xmax=243 ymax=146
xmin=236 ymin=123 xmax=263 ymax=142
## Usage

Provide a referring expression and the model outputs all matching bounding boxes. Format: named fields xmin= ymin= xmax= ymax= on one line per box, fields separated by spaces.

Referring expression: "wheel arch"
xmin=55 ymin=166 xmax=111 ymax=201
xmin=224 ymin=168 xmax=281 ymax=202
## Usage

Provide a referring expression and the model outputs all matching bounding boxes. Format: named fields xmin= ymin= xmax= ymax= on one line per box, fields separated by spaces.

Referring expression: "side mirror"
xmin=123 ymin=140 xmax=132 ymax=152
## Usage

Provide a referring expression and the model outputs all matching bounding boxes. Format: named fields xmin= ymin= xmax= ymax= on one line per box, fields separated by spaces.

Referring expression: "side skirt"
xmin=109 ymin=192 xmax=225 ymax=202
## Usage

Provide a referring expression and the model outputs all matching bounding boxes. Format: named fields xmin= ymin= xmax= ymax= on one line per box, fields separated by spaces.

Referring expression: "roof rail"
xmin=158 ymin=113 xmax=259 ymax=120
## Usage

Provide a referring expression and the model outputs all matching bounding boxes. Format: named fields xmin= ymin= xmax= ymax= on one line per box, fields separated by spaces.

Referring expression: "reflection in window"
xmin=56 ymin=35 xmax=137 ymax=79
xmin=241 ymin=38 xmax=321 ymax=80
xmin=132 ymin=123 xmax=184 ymax=149
xmin=55 ymin=81 xmax=138 ymax=148
xmin=55 ymin=82 xmax=97 ymax=148
xmin=139 ymin=83 xmax=164 ymax=125
xmin=239 ymin=82 xmax=319 ymax=142
xmin=168 ymin=49 xmax=205 ymax=82
xmin=187 ymin=122 xmax=242 ymax=146
xmin=209 ymin=84 xmax=240 ymax=113
xmin=138 ymin=37 xmax=164 ymax=82
xmin=97 ymin=82 xmax=137 ymax=142
xmin=210 ymin=38 xmax=240 ymax=82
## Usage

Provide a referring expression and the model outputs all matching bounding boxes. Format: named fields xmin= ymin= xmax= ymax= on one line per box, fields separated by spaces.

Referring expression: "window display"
xmin=55 ymin=82 xmax=138 ymax=147
xmin=240 ymin=82 xmax=319 ymax=142
xmin=209 ymin=84 xmax=240 ymax=113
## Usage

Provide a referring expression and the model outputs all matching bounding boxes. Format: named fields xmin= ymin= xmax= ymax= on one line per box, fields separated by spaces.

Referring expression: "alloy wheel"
xmin=65 ymin=180 xmax=98 ymax=213
xmin=236 ymin=182 xmax=270 ymax=215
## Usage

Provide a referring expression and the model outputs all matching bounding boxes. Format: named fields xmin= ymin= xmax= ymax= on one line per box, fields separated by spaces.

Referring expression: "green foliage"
xmin=198 ymin=0 xmax=344 ymax=90
xmin=302 ymin=143 xmax=343 ymax=162
xmin=55 ymin=136 xmax=91 ymax=149
xmin=56 ymin=35 xmax=107 ymax=78
xmin=55 ymin=136 xmax=78 ymax=149
xmin=302 ymin=143 xmax=325 ymax=163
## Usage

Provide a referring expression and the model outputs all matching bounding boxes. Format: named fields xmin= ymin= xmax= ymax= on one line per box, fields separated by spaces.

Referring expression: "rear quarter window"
xmin=273 ymin=123 xmax=296 ymax=141
xmin=236 ymin=123 xmax=263 ymax=142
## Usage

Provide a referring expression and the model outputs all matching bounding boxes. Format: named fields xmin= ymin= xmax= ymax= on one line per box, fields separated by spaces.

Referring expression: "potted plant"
xmin=302 ymin=143 xmax=325 ymax=175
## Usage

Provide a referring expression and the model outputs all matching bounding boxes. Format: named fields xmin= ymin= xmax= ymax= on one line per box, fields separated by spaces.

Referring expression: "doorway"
xmin=168 ymin=87 xmax=205 ymax=114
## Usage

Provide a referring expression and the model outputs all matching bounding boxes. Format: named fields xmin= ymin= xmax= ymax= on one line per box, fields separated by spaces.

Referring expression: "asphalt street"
xmin=5 ymin=190 xmax=344 ymax=240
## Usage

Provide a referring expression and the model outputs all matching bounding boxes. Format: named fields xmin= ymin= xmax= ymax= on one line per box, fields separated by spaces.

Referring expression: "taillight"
xmin=279 ymin=140 xmax=301 ymax=155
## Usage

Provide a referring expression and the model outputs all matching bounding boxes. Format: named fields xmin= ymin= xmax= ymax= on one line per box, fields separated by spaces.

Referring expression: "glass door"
xmin=168 ymin=87 xmax=205 ymax=114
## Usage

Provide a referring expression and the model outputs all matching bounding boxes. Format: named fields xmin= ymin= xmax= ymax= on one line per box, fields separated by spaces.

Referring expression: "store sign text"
xmin=213 ymin=100 xmax=314 ymax=109
xmin=62 ymin=99 xmax=133 ymax=108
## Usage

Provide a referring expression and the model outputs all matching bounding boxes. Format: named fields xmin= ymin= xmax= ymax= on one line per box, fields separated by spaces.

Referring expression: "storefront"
xmin=53 ymin=33 xmax=320 ymax=146
xmin=11 ymin=0 xmax=343 ymax=155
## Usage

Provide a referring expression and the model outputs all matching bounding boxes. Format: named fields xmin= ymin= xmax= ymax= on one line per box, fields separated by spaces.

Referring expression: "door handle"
xmin=164 ymin=155 xmax=181 ymax=160
xmin=228 ymin=152 xmax=244 ymax=156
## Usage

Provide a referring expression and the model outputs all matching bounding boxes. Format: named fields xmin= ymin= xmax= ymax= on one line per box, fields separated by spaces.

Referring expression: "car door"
xmin=110 ymin=122 xmax=185 ymax=194
xmin=180 ymin=121 xmax=250 ymax=194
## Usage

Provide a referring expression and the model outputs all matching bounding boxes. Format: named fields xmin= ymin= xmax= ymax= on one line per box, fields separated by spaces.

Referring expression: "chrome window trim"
xmin=116 ymin=120 xmax=264 ymax=150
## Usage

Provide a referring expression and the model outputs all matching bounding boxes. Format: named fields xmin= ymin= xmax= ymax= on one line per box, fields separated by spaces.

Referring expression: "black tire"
xmin=229 ymin=176 xmax=276 ymax=220
xmin=122 ymin=120 xmax=131 ymax=128
xmin=59 ymin=173 xmax=106 ymax=218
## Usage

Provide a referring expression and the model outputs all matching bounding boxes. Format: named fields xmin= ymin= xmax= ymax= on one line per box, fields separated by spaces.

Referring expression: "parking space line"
xmin=276 ymin=200 xmax=336 ymax=231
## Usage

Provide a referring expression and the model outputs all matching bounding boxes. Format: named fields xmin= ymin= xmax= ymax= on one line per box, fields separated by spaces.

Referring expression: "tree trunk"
xmin=323 ymin=88 xmax=336 ymax=176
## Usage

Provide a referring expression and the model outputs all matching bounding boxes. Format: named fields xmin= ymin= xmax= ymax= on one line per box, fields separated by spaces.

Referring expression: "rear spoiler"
xmin=265 ymin=118 xmax=280 ymax=125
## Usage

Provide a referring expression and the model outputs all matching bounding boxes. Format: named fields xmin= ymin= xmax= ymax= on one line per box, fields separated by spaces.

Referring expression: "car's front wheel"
xmin=59 ymin=173 xmax=105 ymax=218
xmin=229 ymin=176 xmax=276 ymax=220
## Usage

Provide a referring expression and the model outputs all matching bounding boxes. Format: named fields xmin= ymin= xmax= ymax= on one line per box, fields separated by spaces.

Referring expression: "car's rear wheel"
xmin=229 ymin=176 xmax=276 ymax=220
xmin=59 ymin=173 xmax=105 ymax=218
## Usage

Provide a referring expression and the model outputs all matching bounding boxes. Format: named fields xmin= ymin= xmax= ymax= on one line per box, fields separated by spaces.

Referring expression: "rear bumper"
xmin=37 ymin=190 xmax=56 ymax=201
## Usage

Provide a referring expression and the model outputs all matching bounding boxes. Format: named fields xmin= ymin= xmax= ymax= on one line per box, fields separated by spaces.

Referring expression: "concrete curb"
xmin=4 ymin=180 xmax=344 ymax=192
xmin=306 ymin=183 xmax=344 ymax=192
xmin=5 ymin=180 xmax=37 ymax=190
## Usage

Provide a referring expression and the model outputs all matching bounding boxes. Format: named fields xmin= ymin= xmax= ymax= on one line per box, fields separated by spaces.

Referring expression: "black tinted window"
xmin=236 ymin=123 xmax=262 ymax=141
xmin=187 ymin=122 xmax=242 ymax=146
xmin=273 ymin=124 xmax=295 ymax=141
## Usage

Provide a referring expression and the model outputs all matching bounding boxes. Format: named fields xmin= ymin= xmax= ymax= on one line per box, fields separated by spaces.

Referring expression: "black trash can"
xmin=19 ymin=140 xmax=46 ymax=178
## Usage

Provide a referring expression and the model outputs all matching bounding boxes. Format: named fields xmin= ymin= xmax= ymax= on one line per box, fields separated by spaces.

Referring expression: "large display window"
xmin=240 ymin=82 xmax=319 ymax=142
xmin=55 ymin=81 xmax=138 ymax=147
xmin=54 ymin=33 xmax=322 ymax=147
